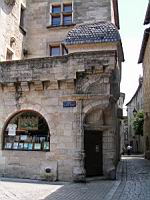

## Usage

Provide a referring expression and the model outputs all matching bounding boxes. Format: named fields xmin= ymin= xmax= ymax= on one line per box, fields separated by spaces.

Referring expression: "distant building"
xmin=138 ymin=0 xmax=150 ymax=157
xmin=120 ymin=116 xmax=128 ymax=153
xmin=126 ymin=77 xmax=143 ymax=153
xmin=117 ymin=93 xmax=128 ymax=154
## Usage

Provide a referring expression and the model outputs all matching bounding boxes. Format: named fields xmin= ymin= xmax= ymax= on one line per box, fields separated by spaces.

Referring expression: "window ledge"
xmin=19 ymin=26 xmax=26 ymax=35
xmin=46 ymin=23 xmax=76 ymax=29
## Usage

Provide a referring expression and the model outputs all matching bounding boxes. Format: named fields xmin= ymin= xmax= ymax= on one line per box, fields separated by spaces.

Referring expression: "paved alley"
xmin=1 ymin=155 xmax=150 ymax=200
xmin=112 ymin=155 xmax=150 ymax=200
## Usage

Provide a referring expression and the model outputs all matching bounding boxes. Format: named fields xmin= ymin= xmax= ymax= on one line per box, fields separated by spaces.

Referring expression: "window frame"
xmin=63 ymin=13 xmax=72 ymax=26
xmin=50 ymin=45 xmax=61 ymax=56
xmin=49 ymin=44 xmax=68 ymax=57
xmin=3 ymin=111 xmax=50 ymax=152
xmin=50 ymin=2 xmax=73 ymax=27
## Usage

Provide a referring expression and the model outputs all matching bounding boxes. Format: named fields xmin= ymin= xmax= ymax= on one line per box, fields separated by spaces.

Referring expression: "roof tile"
xmin=64 ymin=21 xmax=121 ymax=45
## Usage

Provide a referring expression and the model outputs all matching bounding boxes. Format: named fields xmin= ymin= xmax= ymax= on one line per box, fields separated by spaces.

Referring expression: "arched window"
xmin=3 ymin=111 xmax=50 ymax=151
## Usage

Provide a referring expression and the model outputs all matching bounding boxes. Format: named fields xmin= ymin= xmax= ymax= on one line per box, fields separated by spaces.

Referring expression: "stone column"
xmin=72 ymin=100 xmax=86 ymax=182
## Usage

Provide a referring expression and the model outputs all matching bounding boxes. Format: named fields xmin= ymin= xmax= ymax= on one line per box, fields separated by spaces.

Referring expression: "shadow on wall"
xmin=2 ymin=0 xmax=15 ymax=15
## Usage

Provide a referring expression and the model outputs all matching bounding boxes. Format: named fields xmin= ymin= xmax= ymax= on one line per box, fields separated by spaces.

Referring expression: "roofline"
xmin=126 ymin=82 xmax=142 ymax=106
xmin=112 ymin=0 xmax=120 ymax=29
xmin=144 ymin=0 xmax=150 ymax=25
xmin=138 ymin=28 xmax=150 ymax=64
xmin=65 ymin=41 xmax=125 ymax=62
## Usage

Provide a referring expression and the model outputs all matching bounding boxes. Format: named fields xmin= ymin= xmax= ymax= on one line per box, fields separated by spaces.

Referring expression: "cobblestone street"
xmin=0 ymin=155 xmax=150 ymax=200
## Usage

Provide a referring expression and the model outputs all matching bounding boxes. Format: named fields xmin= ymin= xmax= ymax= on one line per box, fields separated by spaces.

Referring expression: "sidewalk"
xmin=0 ymin=155 xmax=150 ymax=200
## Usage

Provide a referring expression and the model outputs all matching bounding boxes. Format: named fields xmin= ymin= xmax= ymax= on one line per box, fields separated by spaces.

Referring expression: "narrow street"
xmin=112 ymin=155 xmax=150 ymax=200
xmin=0 ymin=155 xmax=150 ymax=200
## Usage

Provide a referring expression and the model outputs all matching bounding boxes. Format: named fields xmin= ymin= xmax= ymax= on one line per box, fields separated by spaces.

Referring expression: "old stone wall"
xmin=0 ymin=0 xmax=26 ymax=61
xmin=25 ymin=0 xmax=112 ymax=58
xmin=0 ymin=50 xmax=120 ymax=180
xmin=143 ymin=36 xmax=150 ymax=151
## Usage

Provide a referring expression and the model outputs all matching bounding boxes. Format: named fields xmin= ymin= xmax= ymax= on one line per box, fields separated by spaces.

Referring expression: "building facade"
xmin=126 ymin=77 xmax=143 ymax=153
xmin=117 ymin=93 xmax=127 ymax=154
xmin=0 ymin=0 xmax=124 ymax=181
xmin=138 ymin=0 xmax=150 ymax=157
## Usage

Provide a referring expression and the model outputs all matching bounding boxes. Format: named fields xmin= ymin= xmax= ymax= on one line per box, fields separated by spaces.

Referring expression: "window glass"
xmin=51 ymin=46 xmax=60 ymax=56
xmin=52 ymin=5 xmax=61 ymax=13
xmin=50 ymin=3 xmax=73 ymax=27
xmin=63 ymin=15 xmax=72 ymax=25
xmin=3 ymin=111 xmax=50 ymax=151
xmin=63 ymin=4 xmax=72 ymax=12
xmin=52 ymin=16 xmax=61 ymax=26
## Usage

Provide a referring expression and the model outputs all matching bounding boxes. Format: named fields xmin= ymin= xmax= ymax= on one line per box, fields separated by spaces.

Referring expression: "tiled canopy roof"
xmin=64 ymin=21 xmax=121 ymax=45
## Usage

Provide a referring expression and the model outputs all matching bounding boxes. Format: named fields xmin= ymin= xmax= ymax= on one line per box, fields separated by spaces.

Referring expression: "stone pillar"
xmin=103 ymin=129 xmax=116 ymax=180
xmin=72 ymin=150 xmax=85 ymax=182
xmin=72 ymin=100 xmax=86 ymax=182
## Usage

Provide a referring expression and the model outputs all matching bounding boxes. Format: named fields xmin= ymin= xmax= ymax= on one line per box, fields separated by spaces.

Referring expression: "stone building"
xmin=0 ymin=0 xmax=124 ymax=181
xmin=138 ymin=0 xmax=150 ymax=157
xmin=0 ymin=0 xmax=26 ymax=60
xmin=126 ymin=77 xmax=143 ymax=153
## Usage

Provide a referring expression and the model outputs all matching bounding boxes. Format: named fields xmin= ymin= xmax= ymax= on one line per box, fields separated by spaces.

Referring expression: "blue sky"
xmin=118 ymin=0 xmax=148 ymax=107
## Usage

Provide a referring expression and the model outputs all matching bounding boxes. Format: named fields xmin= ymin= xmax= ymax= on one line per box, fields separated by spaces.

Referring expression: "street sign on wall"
xmin=63 ymin=101 xmax=76 ymax=108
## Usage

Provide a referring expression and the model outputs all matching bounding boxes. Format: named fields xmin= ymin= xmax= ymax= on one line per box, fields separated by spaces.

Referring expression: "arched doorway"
xmin=3 ymin=110 xmax=50 ymax=151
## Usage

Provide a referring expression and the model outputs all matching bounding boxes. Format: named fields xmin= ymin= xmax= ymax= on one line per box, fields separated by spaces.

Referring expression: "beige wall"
xmin=0 ymin=83 xmax=76 ymax=180
xmin=0 ymin=0 xmax=118 ymax=59
xmin=0 ymin=50 xmax=121 ymax=180
xmin=143 ymin=36 xmax=150 ymax=151
xmin=0 ymin=0 xmax=26 ymax=61
xmin=25 ymin=0 xmax=114 ymax=58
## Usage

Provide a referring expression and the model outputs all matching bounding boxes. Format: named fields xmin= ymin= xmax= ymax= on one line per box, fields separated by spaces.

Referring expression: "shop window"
xmin=3 ymin=111 xmax=50 ymax=151
xmin=50 ymin=3 xmax=73 ymax=27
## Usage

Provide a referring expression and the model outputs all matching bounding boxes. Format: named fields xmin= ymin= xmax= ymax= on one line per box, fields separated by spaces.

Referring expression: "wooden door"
xmin=84 ymin=131 xmax=103 ymax=177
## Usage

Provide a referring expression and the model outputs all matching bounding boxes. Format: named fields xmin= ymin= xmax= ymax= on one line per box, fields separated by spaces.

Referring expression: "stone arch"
xmin=86 ymin=81 xmax=108 ymax=95
xmin=84 ymin=109 xmax=105 ymax=128
xmin=83 ymin=102 xmax=116 ymax=179
xmin=78 ymin=75 xmax=109 ymax=95
xmin=83 ymin=101 xmax=110 ymax=117
xmin=2 ymin=108 xmax=50 ymax=135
